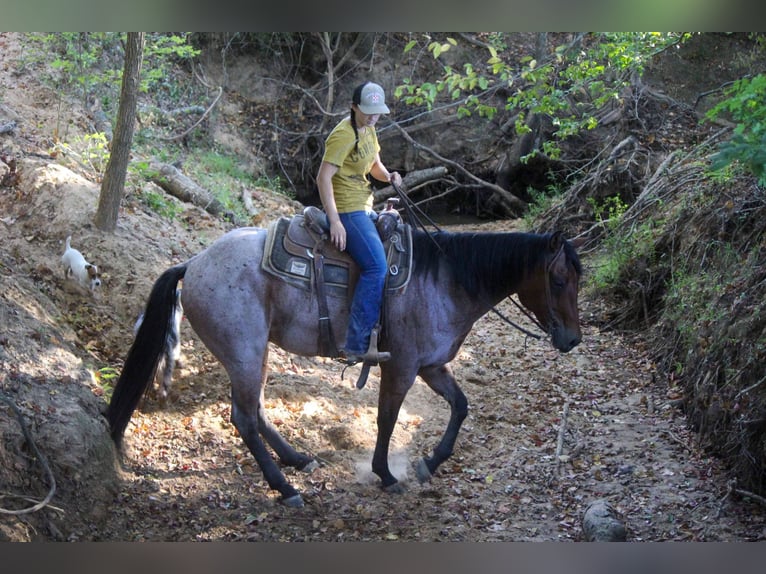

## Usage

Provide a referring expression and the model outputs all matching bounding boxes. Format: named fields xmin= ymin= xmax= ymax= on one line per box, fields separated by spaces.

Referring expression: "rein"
xmin=390 ymin=181 xmax=553 ymax=341
xmin=496 ymin=300 xmax=544 ymax=340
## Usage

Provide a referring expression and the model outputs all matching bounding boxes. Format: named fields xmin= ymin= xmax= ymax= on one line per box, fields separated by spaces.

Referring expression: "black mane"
xmin=411 ymin=230 xmax=581 ymax=300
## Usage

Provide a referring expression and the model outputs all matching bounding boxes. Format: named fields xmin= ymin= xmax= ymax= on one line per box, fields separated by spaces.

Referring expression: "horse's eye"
xmin=551 ymin=276 xmax=566 ymax=289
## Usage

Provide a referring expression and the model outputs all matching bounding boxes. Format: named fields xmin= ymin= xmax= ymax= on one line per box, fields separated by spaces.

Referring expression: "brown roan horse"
xmin=106 ymin=223 xmax=583 ymax=508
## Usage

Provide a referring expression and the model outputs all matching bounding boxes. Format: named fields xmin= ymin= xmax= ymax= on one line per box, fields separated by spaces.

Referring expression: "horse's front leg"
xmin=416 ymin=364 xmax=468 ymax=483
xmin=371 ymin=371 xmax=414 ymax=493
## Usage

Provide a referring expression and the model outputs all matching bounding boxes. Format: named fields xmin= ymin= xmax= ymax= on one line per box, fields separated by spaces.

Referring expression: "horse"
xmin=106 ymin=223 xmax=583 ymax=508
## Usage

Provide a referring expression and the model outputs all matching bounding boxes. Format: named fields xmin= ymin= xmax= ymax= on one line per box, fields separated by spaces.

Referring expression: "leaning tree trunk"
xmin=94 ymin=32 xmax=144 ymax=232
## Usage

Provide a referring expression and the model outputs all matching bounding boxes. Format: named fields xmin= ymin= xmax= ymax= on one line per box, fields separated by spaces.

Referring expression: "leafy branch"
xmin=396 ymin=33 xmax=691 ymax=161
xmin=706 ymin=73 xmax=766 ymax=187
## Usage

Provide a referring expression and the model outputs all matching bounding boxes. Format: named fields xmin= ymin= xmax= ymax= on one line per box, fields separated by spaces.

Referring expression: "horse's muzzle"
xmin=552 ymin=327 xmax=581 ymax=353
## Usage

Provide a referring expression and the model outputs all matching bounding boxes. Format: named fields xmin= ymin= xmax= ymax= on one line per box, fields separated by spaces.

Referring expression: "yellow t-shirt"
xmin=321 ymin=117 xmax=380 ymax=213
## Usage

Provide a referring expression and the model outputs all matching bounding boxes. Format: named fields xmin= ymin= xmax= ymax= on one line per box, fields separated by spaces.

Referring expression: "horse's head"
xmin=517 ymin=231 xmax=583 ymax=352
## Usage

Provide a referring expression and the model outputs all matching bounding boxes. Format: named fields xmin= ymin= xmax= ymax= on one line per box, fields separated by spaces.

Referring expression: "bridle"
xmin=501 ymin=239 xmax=567 ymax=340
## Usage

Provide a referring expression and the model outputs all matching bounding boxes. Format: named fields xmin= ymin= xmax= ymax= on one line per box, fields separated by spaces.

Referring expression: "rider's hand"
xmin=329 ymin=220 xmax=346 ymax=251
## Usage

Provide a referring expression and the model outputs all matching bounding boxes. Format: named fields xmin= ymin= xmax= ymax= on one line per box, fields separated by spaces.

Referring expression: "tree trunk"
xmin=94 ymin=32 xmax=144 ymax=232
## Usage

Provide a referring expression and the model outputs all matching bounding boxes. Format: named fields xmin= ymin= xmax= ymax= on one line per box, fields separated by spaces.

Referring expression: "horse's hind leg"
xmin=255 ymin=382 xmax=318 ymax=472
xmin=416 ymin=364 xmax=468 ymax=483
xmin=230 ymin=382 xmax=305 ymax=507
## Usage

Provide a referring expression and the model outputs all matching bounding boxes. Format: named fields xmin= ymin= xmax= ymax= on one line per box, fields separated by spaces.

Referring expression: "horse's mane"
xmin=411 ymin=230 xmax=581 ymax=300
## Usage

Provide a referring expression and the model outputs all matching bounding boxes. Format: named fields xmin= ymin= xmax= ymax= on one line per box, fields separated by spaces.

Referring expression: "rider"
xmin=316 ymin=81 xmax=403 ymax=365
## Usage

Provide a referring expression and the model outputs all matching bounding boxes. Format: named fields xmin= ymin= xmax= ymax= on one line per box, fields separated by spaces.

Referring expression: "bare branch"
xmin=388 ymin=121 xmax=527 ymax=214
xmin=157 ymin=86 xmax=223 ymax=142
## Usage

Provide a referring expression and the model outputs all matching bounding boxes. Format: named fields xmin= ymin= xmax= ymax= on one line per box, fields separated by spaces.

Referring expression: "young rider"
xmin=316 ymin=81 xmax=402 ymax=365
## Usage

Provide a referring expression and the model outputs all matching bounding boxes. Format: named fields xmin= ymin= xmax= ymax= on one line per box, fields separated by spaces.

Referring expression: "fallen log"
xmin=581 ymin=499 xmax=627 ymax=541
xmin=372 ymin=166 xmax=448 ymax=206
xmin=390 ymin=122 xmax=528 ymax=215
xmin=149 ymin=161 xmax=228 ymax=219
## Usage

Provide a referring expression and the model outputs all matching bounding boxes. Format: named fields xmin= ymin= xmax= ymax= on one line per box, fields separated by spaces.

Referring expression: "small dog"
xmin=61 ymin=235 xmax=102 ymax=292
xmin=133 ymin=288 xmax=183 ymax=404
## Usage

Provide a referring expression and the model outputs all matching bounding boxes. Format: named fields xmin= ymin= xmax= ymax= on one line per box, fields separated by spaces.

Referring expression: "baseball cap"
xmin=357 ymin=82 xmax=390 ymax=115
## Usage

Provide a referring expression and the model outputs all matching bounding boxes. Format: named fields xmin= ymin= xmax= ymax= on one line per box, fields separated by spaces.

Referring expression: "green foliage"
xmin=521 ymin=183 xmax=564 ymax=228
xmin=588 ymin=195 xmax=629 ymax=233
xmin=24 ymin=33 xmax=200 ymax=110
xmin=662 ymin=244 xmax=739 ymax=349
xmin=141 ymin=33 xmax=201 ymax=101
xmin=590 ymin=222 xmax=655 ymax=291
xmin=397 ymin=33 xmax=689 ymax=160
xmin=181 ymin=146 xmax=292 ymax=221
xmin=706 ymin=74 xmax=766 ymax=187
xmin=95 ymin=366 xmax=119 ymax=403
xmin=196 ymin=151 xmax=250 ymax=181
xmin=29 ymin=32 xmax=122 ymax=105
xmin=138 ymin=187 xmax=182 ymax=221
xmin=51 ymin=132 xmax=111 ymax=179
xmin=588 ymin=194 xmax=657 ymax=292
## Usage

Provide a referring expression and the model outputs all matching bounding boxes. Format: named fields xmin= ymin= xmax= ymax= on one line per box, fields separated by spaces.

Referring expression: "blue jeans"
xmin=339 ymin=210 xmax=387 ymax=355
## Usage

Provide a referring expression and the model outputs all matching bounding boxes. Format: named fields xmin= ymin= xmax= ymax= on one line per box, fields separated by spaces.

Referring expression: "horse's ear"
xmin=550 ymin=231 xmax=587 ymax=251
xmin=549 ymin=230 xmax=565 ymax=253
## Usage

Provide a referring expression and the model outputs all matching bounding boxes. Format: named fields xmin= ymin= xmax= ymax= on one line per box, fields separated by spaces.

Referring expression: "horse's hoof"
xmin=415 ymin=458 xmax=433 ymax=484
xmin=383 ymin=482 xmax=406 ymax=495
xmin=300 ymin=459 xmax=319 ymax=473
xmin=281 ymin=494 xmax=304 ymax=508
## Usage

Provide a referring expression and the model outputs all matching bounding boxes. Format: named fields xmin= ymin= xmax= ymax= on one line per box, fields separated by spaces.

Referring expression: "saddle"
xmin=261 ymin=206 xmax=413 ymax=357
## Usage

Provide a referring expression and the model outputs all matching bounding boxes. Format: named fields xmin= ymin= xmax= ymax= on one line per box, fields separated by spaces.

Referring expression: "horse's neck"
xmin=417 ymin=265 xmax=496 ymax=328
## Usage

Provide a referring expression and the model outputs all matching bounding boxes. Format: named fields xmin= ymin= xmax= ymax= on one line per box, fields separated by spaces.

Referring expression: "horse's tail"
xmin=106 ymin=262 xmax=188 ymax=447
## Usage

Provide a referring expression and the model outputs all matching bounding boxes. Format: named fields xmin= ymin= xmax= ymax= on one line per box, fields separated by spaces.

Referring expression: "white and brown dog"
xmin=61 ymin=235 xmax=102 ymax=292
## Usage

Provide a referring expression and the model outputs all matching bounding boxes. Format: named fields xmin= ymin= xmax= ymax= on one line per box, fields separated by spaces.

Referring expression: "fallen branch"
xmin=555 ymin=401 xmax=570 ymax=476
xmin=555 ymin=402 xmax=570 ymax=457
xmin=734 ymin=487 xmax=766 ymax=507
xmin=158 ymin=86 xmax=223 ymax=142
xmin=555 ymin=401 xmax=569 ymax=476
xmin=0 ymin=392 xmax=57 ymax=515
xmin=241 ymin=185 xmax=257 ymax=216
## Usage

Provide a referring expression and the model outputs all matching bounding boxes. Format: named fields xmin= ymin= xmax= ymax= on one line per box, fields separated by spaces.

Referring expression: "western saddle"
xmin=261 ymin=205 xmax=413 ymax=360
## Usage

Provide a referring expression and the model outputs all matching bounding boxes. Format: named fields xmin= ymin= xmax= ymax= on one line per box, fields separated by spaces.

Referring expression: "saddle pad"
xmin=261 ymin=215 xmax=413 ymax=298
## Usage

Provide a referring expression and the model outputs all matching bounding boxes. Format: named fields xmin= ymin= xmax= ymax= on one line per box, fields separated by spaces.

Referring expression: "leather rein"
xmin=391 ymin=181 xmax=561 ymax=342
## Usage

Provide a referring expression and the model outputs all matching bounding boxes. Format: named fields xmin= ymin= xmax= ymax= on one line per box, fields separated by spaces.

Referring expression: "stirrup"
xmin=345 ymin=350 xmax=391 ymax=366
xmin=344 ymin=325 xmax=390 ymax=366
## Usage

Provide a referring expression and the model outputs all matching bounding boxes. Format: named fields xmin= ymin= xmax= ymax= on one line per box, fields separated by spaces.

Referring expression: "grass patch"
xmin=127 ymin=138 xmax=292 ymax=222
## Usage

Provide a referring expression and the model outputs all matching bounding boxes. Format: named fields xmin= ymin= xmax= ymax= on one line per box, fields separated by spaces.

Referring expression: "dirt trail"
xmin=82 ymin=276 xmax=765 ymax=542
